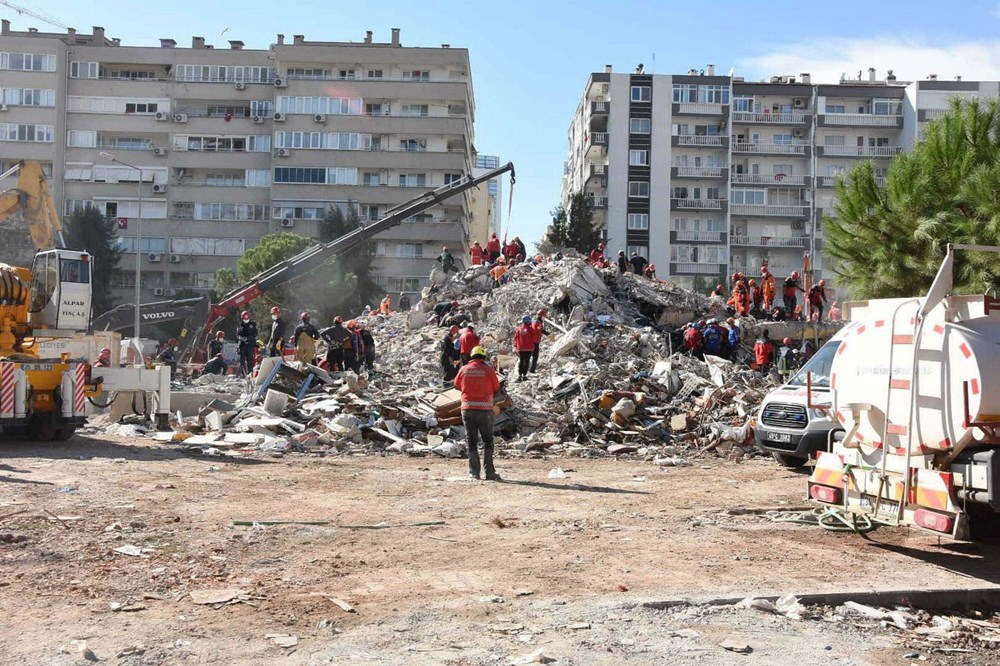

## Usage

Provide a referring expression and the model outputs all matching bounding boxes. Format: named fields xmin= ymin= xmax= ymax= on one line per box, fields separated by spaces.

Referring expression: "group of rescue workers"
xmin=586 ymin=242 xmax=658 ymax=279
xmin=711 ymin=267 xmax=837 ymax=323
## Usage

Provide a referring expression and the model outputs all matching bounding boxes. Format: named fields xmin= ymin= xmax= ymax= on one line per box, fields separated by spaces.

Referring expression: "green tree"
xmin=539 ymin=205 xmax=569 ymax=253
xmin=62 ymin=206 xmax=121 ymax=316
xmin=215 ymin=234 xmax=315 ymax=324
xmin=566 ymin=192 xmax=604 ymax=253
xmin=317 ymin=205 xmax=381 ymax=318
xmin=826 ymin=97 xmax=1000 ymax=298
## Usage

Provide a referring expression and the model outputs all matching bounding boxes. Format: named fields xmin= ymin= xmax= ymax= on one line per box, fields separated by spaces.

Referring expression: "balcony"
xmin=732 ymin=142 xmax=808 ymax=155
xmin=818 ymin=145 xmax=901 ymax=158
xmin=819 ymin=113 xmax=903 ymax=128
xmin=817 ymin=174 xmax=885 ymax=187
xmin=672 ymin=166 xmax=726 ymax=179
xmin=591 ymin=100 xmax=610 ymax=115
xmin=672 ymin=135 xmax=727 ymax=148
xmin=730 ymin=235 xmax=808 ymax=248
xmin=674 ymin=102 xmax=726 ymax=115
xmin=588 ymin=196 xmax=608 ymax=209
xmin=587 ymin=164 xmax=608 ymax=183
xmin=589 ymin=132 xmax=609 ymax=146
xmin=671 ymin=262 xmax=726 ymax=275
xmin=729 ymin=203 xmax=808 ymax=217
xmin=671 ymin=198 xmax=725 ymax=211
xmin=671 ymin=230 xmax=726 ymax=243
xmin=732 ymin=111 xmax=809 ymax=124
xmin=731 ymin=173 xmax=809 ymax=187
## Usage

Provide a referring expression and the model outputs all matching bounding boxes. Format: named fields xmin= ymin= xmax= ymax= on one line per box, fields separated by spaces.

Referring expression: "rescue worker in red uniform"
xmin=454 ymin=345 xmax=501 ymax=480
xmin=754 ymin=330 xmax=775 ymax=377
xmin=589 ymin=242 xmax=607 ymax=266
xmin=783 ymin=271 xmax=804 ymax=319
xmin=458 ymin=324 xmax=481 ymax=366
xmin=514 ymin=315 xmax=536 ymax=381
xmin=470 ymin=241 xmax=484 ymax=266
xmin=530 ymin=309 xmax=547 ymax=373
xmin=486 ymin=233 xmax=502 ymax=263
xmin=808 ymin=279 xmax=828 ymax=321
xmin=684 ymin=322 xmax=704 ymax=359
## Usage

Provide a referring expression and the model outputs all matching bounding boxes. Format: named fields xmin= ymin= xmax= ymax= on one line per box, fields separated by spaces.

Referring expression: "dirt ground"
xmin=2 ymin=434 xmax=999 ymax=665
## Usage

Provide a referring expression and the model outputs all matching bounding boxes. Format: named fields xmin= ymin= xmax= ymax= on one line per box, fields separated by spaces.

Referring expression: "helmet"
xmin=451 ymin=300 xmax=459 ymax=308
xmin=270 ymin=306 xmax=281 ymax=315
xmin=748 ymin=278 xmax=756 ymax=286
xmin=783 ymin=337 xmax=793 ymax=346
xmin=301 ymin=312 xmax=310 ymax=321
xmin=216 ymin=331 xmax=225 ymax=339
xmin=474 ymin=241 xmax=481 ymax=246
xmin=631 ymin=251 xmax=638 ymax=257
xmin=450 ymin=325 xmax=460 ymax=334
xmin=466 ymin=324 xmax=475 ymax=330
xmin=716 ymin=284 xmax=724 ymax=292
xmin=498 ymin=256 xmax=506 ymax=263
xmin=761 ymin=267 xmax=769 ymax=276
xmin=442 ymin=245 xmax=449 ymax=252
xmin=241 ymin=311 xmax=251 ymax=321
xmin=168 ymin=338 xmax=178 ymax=346
xmin=537 ymin=309 xmax=548 ymax=317
xmin=726 ymin=317 xmax=735 ymax=325
xmin=522 ymin=315 xmax=532 ymax=324
xmin=470 ymin=346 xmax=487 ymax=359
xmin=334 ymin=315 xmax=343 ymax=324
xmin=99 ymin=347 xmax=111 ymax=356
xmin=791 ymin=271 xmax=799 ymax=279
xmin=694 ymin=322 xmax=703 ymax=330
xmin=731 ymin=272 xmax=740 ymax=282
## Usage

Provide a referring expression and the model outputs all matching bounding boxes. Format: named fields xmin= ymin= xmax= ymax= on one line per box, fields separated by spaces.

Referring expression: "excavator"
xmin=103 ymin=161 xmax=516 ymax=365
xmin=0 ymin=160 xmax=172 ymax=438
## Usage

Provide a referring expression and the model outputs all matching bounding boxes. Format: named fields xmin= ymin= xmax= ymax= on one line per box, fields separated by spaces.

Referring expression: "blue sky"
xmin=7 ymin=0 xmax=1000 ymax=245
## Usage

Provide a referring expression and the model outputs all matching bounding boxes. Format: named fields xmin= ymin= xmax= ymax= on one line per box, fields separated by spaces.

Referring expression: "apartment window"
xmin=399 ymin=173 xmax=427 ymax=187
xmin=124 ymin=102 xmax=159 ymax=114
xmin=773 ymin=164 xmax=794 ymax=176
xmin=400 ymin=104 xmax=429 ymax=117
xmin=629 ymin=118 xmax=651 ymax=134
xmin=672 ymin=84 xmax=697 ymax=103
xmin=176 ymin=65 xmax=272 ymax=83
xmin=367 ymin=69 xmax=384 ymax=79
xmin=108 ymin=137 xmax=152 ymax=150
xmin=208 ymin=105 xmax=251 ymax=118
xmin=366 ymin=103 xmax=388 ymax=116
xmin=870 ymin=137 xmax=890 ymax=147
xmin=444 ymin=173 xmax=463 ymax=185
xmin=116 ymin=236 xmax=167 ymax=254
xmin=628 ymin=181 xmax=650 ymax=198
xmin=273 ymin=167 xmax=358 ymax=185
xmin=400 ymin=138 xmax=427 ymax=152
xmin=824 ymin=135 xmax=846 ymax=147
xmin=2 ymin=52 xmax=57 ymax=72
xmin=631 ymin=86 xmax=651 ymax=102
xmin=700 ymin=85 xmax=729 ymax=104
xmin=2 ymin=88 xmax=55 ymax=106
xmin=174 ymin=134 xmax=270 ymax=152
xmin=250 ymin=100 xmax=273 ymax=117
xmin=627 ymin=213 xmax=649 ymax=230
xmin=706 ymin=187 xmax=721 ymax=200
xmin=627 ymin=245 xmax=648 ymax=259
xmin=671 ymin=186 xmax=689 ymax=198
xmin=286 ymin=68 xmax=330 ymax=80
xmin=359 ymin=204 xmax=380 ymax=221
xmin=67 ymin=130 xmax=98 ymax=148
xmin=733 ymin=96 xmax=754 ymax=113
xmin=328 ymin=168 xmax=358 ymax=185
xmin=730 ymin=189 xmax=766 ymax=205
xmin=93 ymin=166 xmax=165 ymax=184
xmin=276 ymin=96 xmax=363 ymax=115
xmin=194 ymin=203 xmax=269 ymax=221
xmin=246 ymin=170 xmax=270 ymax=187
xmin=272 ymin=205 xmax=326 ymax=220
xmin=773 ymin=133 xmax=793 ymax=145
xmin=402 ymin=70 xmax=430 ymax=81
xmin=108 ymin=69 xmax=155 ymax=80
xmin=0 ymin=124 xmax=54 ymax=142
xmin=97 ymin=200 xmax=167 ymax=219
xmin=873 ymin=99 xmax=902 ymax=115
xmin=825 ymin=165 xmax=846 ymax=176
xmin=826 ymin=104 xmax=846 ymax=114
xmin=362 ymin=172 xmax=381 ymax=186
xmin=170 ymin=237 xmax=246 ymax=256
xmin=275 ymin=131 xmax=371 ymax=150
xmin=205 ymin=173 xmax=242 ymax=187
xmin=398 ymin=242 xmax=424 ymax=258
xmin=629 ymin=150 xmax=649 ymax=166
xmin=68 ymin=96 xmax=170 ymax=114
xmin=337 ymin=69 xmax=356 ymax=80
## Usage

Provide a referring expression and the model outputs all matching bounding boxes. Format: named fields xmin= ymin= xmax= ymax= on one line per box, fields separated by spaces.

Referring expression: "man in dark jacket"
xmin=236 ymin=311 xmax=258 ymax=375
xmin=617 ymin=251 xmax=628 ymax=274
xmin=292 ymin=312 xmax=320 ymax=364
xmin=358 ymin=322 xmax=376 ymax=371
xmin=437 ymin=246 xmax=457 ymax=274
xmin=629 ymin=251 xmax=649 ymax=275
xmin=441 ymin=325 xmax=461 ymax=384
xmin=268 ymin=306 xmax=287 ymax=357
xmin=433 ymin=300 xmax=458 ymax=326
xmin=398 ymin=293 xmax=412 ymax=311
xmin=320 ymin=316 xmax=349 ymax=371
xmin=782 ymin=271 xmax=804 ymax=318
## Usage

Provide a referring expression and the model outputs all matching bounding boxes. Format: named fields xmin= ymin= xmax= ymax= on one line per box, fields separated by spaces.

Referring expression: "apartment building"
xmin=469 ymin=154 xmax=503 ymax=245
xmin=0 ymin=21 xmax=477 ymax=307
xmin=562 ymin=66 xmax=999 ymax=290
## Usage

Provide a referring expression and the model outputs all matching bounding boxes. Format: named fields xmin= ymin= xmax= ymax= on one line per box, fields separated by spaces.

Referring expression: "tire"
xmin=54 ymin=426 xmax=76 ymax=441
xmin=771 ymin=451 xmax=808 ymax=468
xmin=30 ymin=421 xmax=56 ymax=441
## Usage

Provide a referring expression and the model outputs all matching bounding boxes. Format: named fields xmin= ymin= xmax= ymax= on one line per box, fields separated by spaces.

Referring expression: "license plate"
xmin=859 ymin=495 xmax=899 ymax=518
xmin=766 ymin=431 xmax=792 ymax=443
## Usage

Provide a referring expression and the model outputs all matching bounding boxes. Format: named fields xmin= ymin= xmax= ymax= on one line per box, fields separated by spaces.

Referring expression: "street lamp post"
xmin=100 ymin=152 xmax=143 ymax=342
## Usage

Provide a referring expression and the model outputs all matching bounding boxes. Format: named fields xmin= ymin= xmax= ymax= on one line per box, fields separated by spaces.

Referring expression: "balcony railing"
xmin=591 ymin=100 xmax=610 ymax=114
xmin=732 ymin=111 xmax=808 ymax=124
xmin=672 ymin=262 xmax=726 ymax=274
xmin=589 ymin=132 xmax=609 ymax=146
xmin=589 ymin=164 xmax=608 ymax=178
xmin=732 ymin=142 xmax=808 ymax=155
xmin=672 ymin=198 xmax=724 ymax=210
xmin=731 ymin=173 xmax=807 ymax=186
xmin=673 ymin=166 xmax=724 ymax=178
xmin=675 ymin=230 xmax=724 ymax=242
xmin=822 ymin=113 xmax=902 ymax=127
xmin=674 ymin=135 xmax=725 ymax=147
xmin=677 ymin=102 xmax=725 ymax=115
xmin=821 ymin=145 xmax=901 ymax=158
xmin=729 ymin=204 xmax=808 ymax=217
xmin=730 ymin=235 xmax=808 ymax=248
xmin=816 ymin=175 xmax=841 ymax=188
xmin=589 ymin=196 xmax=608 ymax=209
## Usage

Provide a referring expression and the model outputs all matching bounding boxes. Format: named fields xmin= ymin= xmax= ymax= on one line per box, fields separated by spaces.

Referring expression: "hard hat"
xmin=731 ymin=272 xmax=739 ymax=282
xmin=271 ymin=306 xmax=281 ymax=315
xmin=522 ymin=315 xmax=532 ymax=324
xmin=498 ymin=256 xmax=506 ymax=263
xmin=168 ymin=338 xmax=178 ymax=345
xmin=748 ymin=278 xmax=756 ymax=285
xmin=791 ymin=271 xmax=799 ymax=279
xmin=598 ymin=242 xmax=605 ymax=248
xmin=470 ymin=346 xmax=487 ymax=359
xmin=716 ymin=284 xmax=724 ymax=291
xmin=334 ymin=315 xmax=343 ymax=324
xmin=241 ymin=311 xmax=251 ymax=320
xmin=694 ymin=322 xmax=703 ymax=330
xmin=537 ymin=309 xmax=548 ymax=317
xmin=99 ymin=347 xmax=111 ymax=356
xmin=466 ymin=324 xmax=475 ymax=330
xmin=216 ymin=331 xmax=225 ymax=338
xmin=474 ymin=241 xmax=481 ymax=245
xmin=726 ymin=317 xmax=735 ymax=325
xmin=451 ymin=300 xmax=459 ymax=308
xmin=450 ymin=325 xmax=460 ymax=334
xmin=783 ymin=337 xmax=793 ymax=345
xmin=761 ymin=267 xmax=769 ymax=275
xmin=301 ymin=311 xmax=310 ymax=321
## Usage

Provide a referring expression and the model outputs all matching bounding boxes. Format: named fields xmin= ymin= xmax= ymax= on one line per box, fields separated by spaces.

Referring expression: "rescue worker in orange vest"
xmin=379 ymin=294 xmax=391 ymax=315
xmin=486 ymin=233 xmax=502 ymax=263
xmin=514 ymin=315 xmax=536 ymax=381
xmin=530 ymin=308 xmax=548 ymax=373
xmin=589 ymin=242 xmax=606 ymax=266
xmin=459 ymin=324 xmax=481 ymax=366
xmin=729 ymin=280 xmax=750 ymax=316
xmin=454 ymin=345 xmax=501 ymax=480
xmin=761 ymin=267 xmax=777 ymax=311
xmin=754 ymin=330 xmax=775 ymax=377
xmin=470 ymin=241 xmax=484 ymax=266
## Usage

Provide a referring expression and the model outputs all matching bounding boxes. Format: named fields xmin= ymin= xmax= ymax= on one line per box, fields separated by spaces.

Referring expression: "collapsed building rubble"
xmin=103 ymin=258 xmax=837 ymax=463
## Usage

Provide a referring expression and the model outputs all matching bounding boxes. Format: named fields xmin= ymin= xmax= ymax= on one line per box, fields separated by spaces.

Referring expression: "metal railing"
xmin=674 ymin=166 xmax=724 ymax=177
xmin=591 ymin=101 xmax=610 ymax=114
xmin=732 ymin=111 xmax=808 ymax=124
xmin=822 ymin=145 xmax=900 ymax=157
xmin=675 ymin=230 xmax=724 ymax=242
xmin=731 ymin=173 xmax=806 ymax=186
xmin=729 ymin=203 xmax=808 ymax=217
xmin=589 ymin=196 xmax=608 ymax=209
xmin=677 ymin=102 xmax=725 ymax=114
xmin=589 ymin=132 xmax=609 ymax=145
xmin=730 ymin=235 xmax=807 ymax=247
xmin=673 ymin=262 xmax=725 ymax=274
xmin=732 ymin=142 xmax=807 ymax=155
xmin=823 ymin=113 xmax=902 ymax=126
xmin=675 ymin=135 xmax=725 ymax=146
xmin=672 ymin=198 xmax=724 ymax=210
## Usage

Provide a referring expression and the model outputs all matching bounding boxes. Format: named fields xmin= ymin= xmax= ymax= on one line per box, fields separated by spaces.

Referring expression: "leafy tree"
xmin=317 ymin=205 xmax=381 ymax=318
xmin=826 ymin=98 xmax=1000 ymax=298
xmin=63 ymin=206 xmax=121 ymax=316
xmin=215 ymin=234 xmax=315 ymax=324
xmin=566 ymin=192 xmax=604 ymax=253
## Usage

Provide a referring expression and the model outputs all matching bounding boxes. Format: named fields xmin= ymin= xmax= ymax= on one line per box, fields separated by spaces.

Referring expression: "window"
xmin=96 ymin=200 xmax=166 ymax=219
xmin=400 ymin=104 xmax=429 ymax=117
xmin=2 ymin=88 xmax=55 ymax=106
xmin=627 ymin=213 xmax=649 ymax=230
xmin=365 ymin=103 xmax=387 ymax=116
xmin=124 ymin=102 xmax=158 ymax=114
xmin=870 ymin=137 xmax=890 ymax=147
xmin=402 ymin=70 xmax=430 ymax=81
xmin=700 ymin=85 xmax=729 ymax=104
xmin=671 ymin=186 xmax=689 ymax=198
xmin=825 ymin=165 xmax=846 ymax=177
xmin=272 ymin=167 xmax=357 ymax=185
xmin=629 ymin=149 xmax=649 ymax=166
xmin=730 ymin=188 xmax=766 ymax=204
xmin=0 ymin=124 xmax=54 ymax=142
xmin=359 ymin=204 xmax=380 ymax=221
xmin=276 ymin=96 xmax=363 ymax=115
xmin=67 ymin=130 xmax=97 ymax=148
xmin=367 ymin=69 xmax=384 ymax=79
xmin=628 ymin=181 xmax=650 ymax=197
xmin=67 ymin=96 xmax=170 ymax=114
xmin=672 ymin=84 xmax=697 ymax=103
xmin=250 ymin=100 xmax=273 ymax=117
xmin=65 ymin=199 xmax=95 ymax=215
xmin=824 ymin=135 xmax=846 ymax=146
xmin=627 ymin=245 xmax=648 ymax=259
xmin=631 ymin=86 xmax=651 ymax=102
xmin=328 ymin=168 xmax=357 ymax=185
xmin=272 ymin=205 xmax=326 ymax=220
xmin=826 ymin=104 xmax=846 ymax=114
xmin=732 ymin=96 xmax=753 ymax=113
xmin=773 ymin=133 xmax=793 ymax=145
xmin=194 ymin=203 xmax=269 ymax=221
xmin=1 ymin=52 xmax=56 ymax=72
xmin=274 ymin=132 xmax=371 ymax=150
xmin=116 ymin=236 xmax=167 ymax=254
xmin=246 ymin=170 xmax=270 ymax=187
xmin=337 ymin=69 xmax=356 ymax=80
xmin=207 ymin=105 xmax=251 ymax=118
xmin=205 ymin=173 xmax=242 ymax=187
xmin=362 ymin=172 xmax=381 ymax=186
xmin=107 ymin=69 xmax=155 ymax=80
xmin=629 ymin=118 xmax=651 ymax=134
xmin=444 ymin=173 xmax=463 ymax=185
xmin=400 ymin=138 xmax=427 ymax=152
xmin=170 ymin=237 xmax=246 ymax=256
xmin=398 ymin=242 xmax=424 ymax=257
xmin=286 ymin=68 xmax=330 ymax=80
xmin=399 ymin=173 xmax=427 ymax=187
xmin=773 ymin=164 xmax=794 ymax=176
xmin=873 ymin=99 xmax=902 ymax=115
xmin=174 ymin=134 xmax=270 ymax=152
xmin=176 ymin=65 xmax=272 ymax=83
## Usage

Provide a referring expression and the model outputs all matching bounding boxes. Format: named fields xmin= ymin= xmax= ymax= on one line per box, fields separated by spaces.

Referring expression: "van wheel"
xmin=771 ymin=451 xmax=808 ymax=468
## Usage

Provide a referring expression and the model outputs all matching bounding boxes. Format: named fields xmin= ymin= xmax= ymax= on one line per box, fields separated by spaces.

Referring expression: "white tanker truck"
xmin=766 ymin=245 xmax=1000 ymax=539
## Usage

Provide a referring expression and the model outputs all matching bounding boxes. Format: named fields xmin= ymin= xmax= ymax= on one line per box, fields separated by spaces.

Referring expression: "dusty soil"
xmin=1 ymin=435 xmax=999 ymax=665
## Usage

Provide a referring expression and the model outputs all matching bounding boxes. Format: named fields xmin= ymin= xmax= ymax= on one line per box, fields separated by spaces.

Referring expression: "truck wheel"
xmin=771 ymin=451 xmax=808 ymax=468
xmin=29 ymin=420 xmax=56 ymax=441
xmin=54 ymin=426 xmax=76 ymax=441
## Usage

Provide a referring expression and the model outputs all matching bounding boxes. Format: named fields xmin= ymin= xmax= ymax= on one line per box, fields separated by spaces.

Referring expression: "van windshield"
xmin=787 ymin=340 xmax=841 ymax=387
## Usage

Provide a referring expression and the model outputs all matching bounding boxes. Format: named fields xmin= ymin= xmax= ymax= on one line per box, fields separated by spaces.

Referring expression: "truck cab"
xmin=755 ymin=335 xmax=845 ymax=467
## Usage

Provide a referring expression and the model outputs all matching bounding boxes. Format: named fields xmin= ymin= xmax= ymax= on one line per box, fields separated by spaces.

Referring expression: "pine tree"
xmin=565 ymin=192 xmax=604 ymax=253
xmin=540 ymin=205 xmax=569 ymax=252
xmin=62 ymin=206 xmax=121 ymax=316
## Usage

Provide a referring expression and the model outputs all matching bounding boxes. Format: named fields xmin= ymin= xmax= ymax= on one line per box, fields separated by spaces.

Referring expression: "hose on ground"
xmin=769 ymin=507 xmax=878 ymax=534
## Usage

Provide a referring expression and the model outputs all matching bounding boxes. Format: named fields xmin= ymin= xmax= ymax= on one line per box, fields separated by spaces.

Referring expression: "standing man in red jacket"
xmin=454 ymin=345 xmax=501 ymax=480
xmin=530 ymin=308 xmax=548 ymax=374
xmin=470 ymin=241 xmax=484 ymax=266
xmin=754 ymin=330 xmax=775 ymax=378
xmin=458 ymin=324 xmax=481 ymax=366
xmin=514 ymin=315 xmax=536 ymax=381
xmin=486 ymin=233 xmax=502 ymax=263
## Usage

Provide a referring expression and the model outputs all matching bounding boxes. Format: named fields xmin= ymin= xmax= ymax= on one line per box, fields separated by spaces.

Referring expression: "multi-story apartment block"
xmin=469 ymin=154 xmax=503 ymax=244
xmin=562 ymin=65 xmax=998 ymax=290
xmin=0 ymin=21 xmax=476 ymax=307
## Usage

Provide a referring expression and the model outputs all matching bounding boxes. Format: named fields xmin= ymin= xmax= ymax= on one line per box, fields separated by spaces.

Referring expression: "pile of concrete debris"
xmin=142 ymin=258 xmax=774 ymax=464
